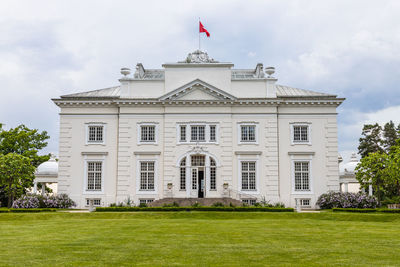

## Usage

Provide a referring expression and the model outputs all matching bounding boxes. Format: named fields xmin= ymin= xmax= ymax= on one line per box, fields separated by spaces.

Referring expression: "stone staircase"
xmin=149 ymin=197 xmax=243 ymax=207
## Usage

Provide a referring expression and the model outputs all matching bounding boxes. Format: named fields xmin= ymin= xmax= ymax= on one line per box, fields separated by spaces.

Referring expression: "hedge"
xmin=378 ymin=208 xmax=400 ymax=213
xmin=95 ymin=206 xmax=294 ymax=212
xmin=0 ymin=208 xmax=57 ymax=213
xmin=332 ymin=208 xmax=377 ymax=213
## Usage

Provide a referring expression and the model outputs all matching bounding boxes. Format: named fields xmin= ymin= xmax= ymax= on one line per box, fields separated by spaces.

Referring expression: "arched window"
xmin=210 ymin=158 xmax=216 ymax=190
xmin=180 ymin=157 xmax=186 ymax=190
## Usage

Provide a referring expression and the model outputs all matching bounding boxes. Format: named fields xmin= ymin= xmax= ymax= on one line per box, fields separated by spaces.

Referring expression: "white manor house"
xmin=53 ymin=50 xmax=344 ymax=209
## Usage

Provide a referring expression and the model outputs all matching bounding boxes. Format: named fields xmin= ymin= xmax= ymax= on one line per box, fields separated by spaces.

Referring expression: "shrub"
xmin=95 ymin=206 xmax=295 ymax=212
xmin=12 ymin=194 xmax=76 ymax=209
xmin=316 ymin=192 xmax=378 ymax=209
xmin=163 ymin=201 xmax=180 ymax=207
xmin=211 ymin=202 xmax=224 ymax=207
xmin=332 ymin=208 xmax=377 ymax=213
xmin=381 ymin=196 xmax=400 ymax=206
xmin=12 ymin=195 xmax=40 ymax=208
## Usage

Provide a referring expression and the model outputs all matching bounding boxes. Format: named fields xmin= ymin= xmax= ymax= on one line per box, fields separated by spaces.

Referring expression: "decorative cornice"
xmin=134 ymin=151 xmax=161 ymax=155
xmin=234 ymin=151 xmax=262 ymax=155
xmin=287 ymin=152 xmax=315 ymax=155
xmin=81 ymin=152 xmax=109 ymax=155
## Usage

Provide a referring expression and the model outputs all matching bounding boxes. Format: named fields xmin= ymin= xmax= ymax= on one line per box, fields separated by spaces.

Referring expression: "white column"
xmin=33 ymin=181 xmax=37 ymax=194
xmin=344 ymin=183 xmax=349 ymax=193
xmin=41 ymin=183 xmax=46 ymax=196
xmin=369 ymin=184 xmax=373 ymax=196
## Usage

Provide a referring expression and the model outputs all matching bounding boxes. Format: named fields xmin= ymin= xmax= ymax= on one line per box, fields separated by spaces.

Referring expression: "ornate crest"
xmin=181 ymin=50 xmax=218 ymax=63
xmin=190 ymin=145 xmax=208 ymax=154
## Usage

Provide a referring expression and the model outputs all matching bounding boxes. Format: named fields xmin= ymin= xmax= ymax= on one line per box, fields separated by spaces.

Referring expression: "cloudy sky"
xmin=1 ymin=0 xmax=399 ymax=162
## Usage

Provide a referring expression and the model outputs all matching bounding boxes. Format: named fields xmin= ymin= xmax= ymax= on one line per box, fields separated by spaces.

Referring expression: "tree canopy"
xmin=0 ymin=153 xmax=36 ymax=208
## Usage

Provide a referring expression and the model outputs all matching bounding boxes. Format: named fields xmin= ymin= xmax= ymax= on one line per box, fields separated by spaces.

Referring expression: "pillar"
xmin=33 ymin=181 xmax=37 ymax=194
xmin=344 ymin=183 xmax=349 ymax=193
xmin=41 ymin=183 xmax=46 ymax=196
xmin=369 ymin=184 xmax=373 ymax=196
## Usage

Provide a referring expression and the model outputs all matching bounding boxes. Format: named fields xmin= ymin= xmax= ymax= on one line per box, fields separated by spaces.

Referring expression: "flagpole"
xmin=198 ymin=17 xmax=201 ymax=51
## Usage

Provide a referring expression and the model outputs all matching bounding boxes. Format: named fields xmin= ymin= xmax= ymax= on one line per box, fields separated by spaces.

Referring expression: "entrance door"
xmin=198 ymin=170 xmax=204 ymax=198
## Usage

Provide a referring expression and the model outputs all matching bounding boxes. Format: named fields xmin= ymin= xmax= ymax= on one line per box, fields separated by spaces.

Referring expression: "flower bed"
xmin=317 ymin=192 xmax=378 ymax=209
xmin=12 ymin=194 xmax=76 ymax=209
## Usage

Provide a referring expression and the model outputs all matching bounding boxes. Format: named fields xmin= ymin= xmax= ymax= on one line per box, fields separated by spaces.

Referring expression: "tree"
xmin=356 ymin=141 xmax=400 ymax=203
xmin=0 ymin=153 xmax=36 ymax=208
xmin=358 ymin=123 xmax=384 ymax=158
xmin=0 ymin=124 xmax=50 ymax=206
xmin=383 ymin=121 xmax=399 ymax=153
xmin=0 ymin=124 xmax=50 ymax=167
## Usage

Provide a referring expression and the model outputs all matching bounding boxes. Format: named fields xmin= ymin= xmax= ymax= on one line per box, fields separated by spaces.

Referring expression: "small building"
xmin=339 ymin=153 xmax=360 ymax=193
xmin=33 ymin=155 xmax=58 ymax=195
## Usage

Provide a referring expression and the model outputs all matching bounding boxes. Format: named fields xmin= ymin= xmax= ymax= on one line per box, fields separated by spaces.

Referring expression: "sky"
xmin=1 ymin=0 xmax=400 ymax=163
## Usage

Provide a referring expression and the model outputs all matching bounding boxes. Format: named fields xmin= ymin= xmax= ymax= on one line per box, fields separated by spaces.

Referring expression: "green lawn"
xmin=0 ymin=212 xmax=400 ymax=266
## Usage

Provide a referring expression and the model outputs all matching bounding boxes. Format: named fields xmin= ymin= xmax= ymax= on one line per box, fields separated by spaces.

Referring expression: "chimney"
xmin=265 ymin=67 xmax=277 ymax=98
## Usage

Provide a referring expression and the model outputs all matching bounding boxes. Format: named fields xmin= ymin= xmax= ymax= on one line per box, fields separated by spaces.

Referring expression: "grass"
xmin=0 ymin=212 xmax=400 ymax=266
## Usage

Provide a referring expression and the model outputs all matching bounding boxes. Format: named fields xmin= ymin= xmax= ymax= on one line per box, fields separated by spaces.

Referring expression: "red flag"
xmin=199 ymin=21 xmax=210 ymax=37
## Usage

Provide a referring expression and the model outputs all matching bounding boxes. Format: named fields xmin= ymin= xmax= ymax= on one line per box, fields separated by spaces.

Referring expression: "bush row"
xmin=96 ymin=206 xmax=294 ymax=212
xmin=12 ymin=194 xmax=76 ymax=209
xmin=317 ymin=192 xmax=378 ymax=209
xmin=332 ymin=208 xmax=400 ymax=213
xmin=0 ymin=208 xmax=57 ymax=213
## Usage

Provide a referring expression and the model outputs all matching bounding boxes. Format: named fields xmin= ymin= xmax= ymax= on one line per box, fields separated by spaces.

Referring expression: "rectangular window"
xmin=192 ymin=169 xmax=197 ymax=190
xmin=241 ymin=161 xmax=256 ymax=190
xmin=141 ymin=125 xmax=155 ymax=142
xmin=294 ymin=161 xmax=310 ymax=191
xmin=140 ymin=161 xmax=155 ymax=190
xmin=242 ymin=199 xmax=257 ymax=206
xmin=210 ymin=158 xmax=216 ymax=190
xmin=180 ymin=125 xmax=186 ymax=142
xmin=293 ymin=125 xmax=309 ymax=143
xmin=86 ymin=199 xmax=101 ymax=206
xmin=209 ymin=125 xmax=216 ymax=142
xmin=180 ymin=159 xmax=186 ymax=190
xmin=87 ymin=162 xmax=102 ymax=191
xmin=88 ymin=126 xmax=104 ymax=143
xmin=191 ymin=125 xmax=206 ymax=142
xmin=300 ymin=199 xmax=311 ymax=207
xmin=139 ymin=199 xmax=154 ymax=204
xmin=241 ymin=125 xmax=256 ymax=142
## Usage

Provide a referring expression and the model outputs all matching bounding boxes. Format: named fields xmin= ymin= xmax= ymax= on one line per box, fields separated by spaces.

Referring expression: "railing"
xmin=227 ymin=188 xmax=261 ymax=201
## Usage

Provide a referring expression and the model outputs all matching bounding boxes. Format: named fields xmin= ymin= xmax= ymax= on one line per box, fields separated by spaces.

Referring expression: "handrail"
xmin=228 ymin=188 xmax=261 ymax=201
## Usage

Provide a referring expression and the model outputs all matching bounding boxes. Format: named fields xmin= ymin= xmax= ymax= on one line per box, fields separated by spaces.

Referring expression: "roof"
xmin=61 ymin=86 xmax=120 ymax=98
xmin=276 ymin=85 xmax=336 ymax=97
xmin=60 ymin=84 xmax=335 ymax=99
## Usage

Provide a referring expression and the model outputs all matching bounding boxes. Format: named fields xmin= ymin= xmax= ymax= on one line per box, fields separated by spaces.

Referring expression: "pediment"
xmin=159 ymin=79 xmax=237 ymax=101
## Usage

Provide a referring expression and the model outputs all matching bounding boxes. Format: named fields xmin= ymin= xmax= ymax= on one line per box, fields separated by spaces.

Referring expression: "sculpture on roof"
xmin=181 ymin=50 xmax=218 ymax=63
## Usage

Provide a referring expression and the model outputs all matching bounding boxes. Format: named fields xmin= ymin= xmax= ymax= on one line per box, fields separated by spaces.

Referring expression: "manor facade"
xmin=53 ymin=50 xmax=344 ymax=209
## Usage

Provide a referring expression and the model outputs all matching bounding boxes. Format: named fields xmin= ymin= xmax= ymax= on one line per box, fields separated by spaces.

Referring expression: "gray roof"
xmin=276 ymin=84 xmax=335 ymax=97
xmin=61 ymin=86 xmax=120 ymax=98
xmin=59 ymin=84 xmax=335 ymax=99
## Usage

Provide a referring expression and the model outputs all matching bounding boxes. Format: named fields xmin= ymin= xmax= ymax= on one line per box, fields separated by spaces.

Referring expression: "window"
xmin=210 ymin=158 xmax=216 ymax=190
xmin=294 ymin=161 xmax=310 ymax=191
xmin=191 ymin=155 xmax=205 ymax=166
xmin=209 ymin=125 xmax=216 ymax=142
xmin=140 ymin=125 xmax=155 ymax=142
xmin=240 ymin=125 xmax=256 ymax=142
xmin=87 ymin=162 xmax=102 ymax=191
xmin=293 ymin=125 xmax=309 ymax=143
xmin=86 ymin=199 xmax=101 ymax=206
xmin=192 ymin=169 xmax=197 ymax=190
xmin=140 ymin=161 xmax=155 ymax=190
xmin=139 ymin=199 xmax=154 ymax=204
xmin=241 ymin=161 xmax=256 ymax=190
xmin=180 ymin=125 xmax=186 ymax=142
xmin=299 ymin=199 xmax=311 ymax=207
xmin=191 ymin=125 xmax=205 ymax=142
xmin=178 ymin=124 xmax=218 ymax=143
xmin=87 ymin=125 xmax=104 ymax=143
xmin=242 ymin=199 xmax=256 ymax=206
xmin=180 ymin=158 xmax=186 ymax=190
